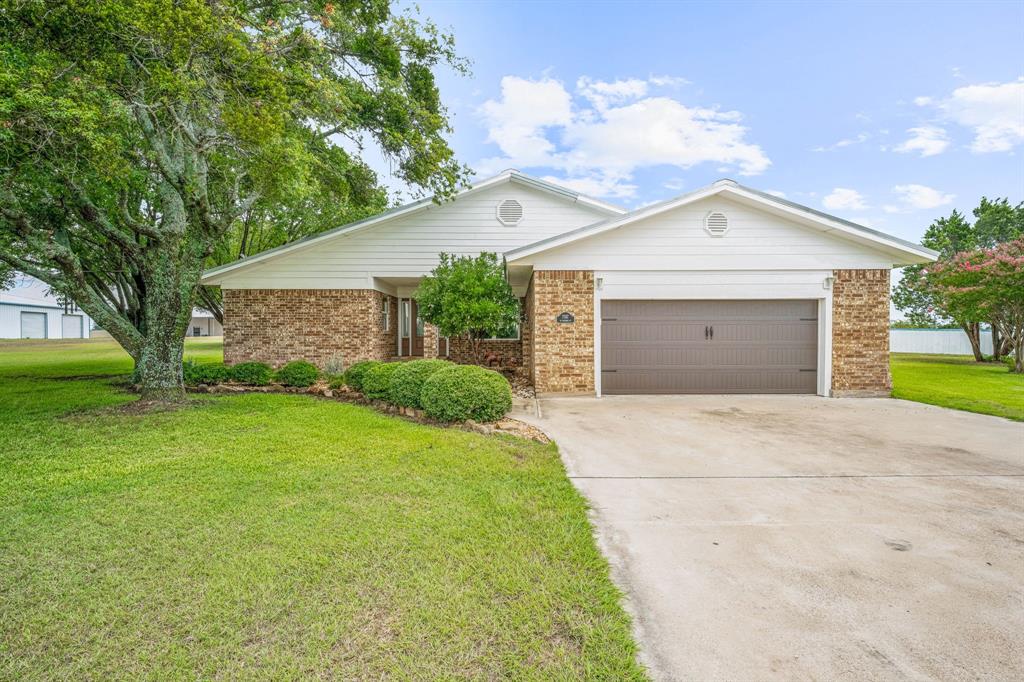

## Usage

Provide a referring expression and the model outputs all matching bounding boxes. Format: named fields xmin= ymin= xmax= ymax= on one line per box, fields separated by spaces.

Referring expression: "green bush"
xmin=343 ymin=360 xmax=381 ymax=393
xmin=275 ymin=360 xmax=320 ymax=388
xmin=182 ymin=359 xmax=230 ymax=386
xmin=362 ymin=362 xmax=401 ymax=401
xmin=421 ymin=365 xmax=512 ymax=423
xmin=327 ymin=375 xmax=346 ymax=390
xmin=229 ymin=361 xmax=273 ymax=386
xmin=388 ymin=359 xmax=452 ymax=408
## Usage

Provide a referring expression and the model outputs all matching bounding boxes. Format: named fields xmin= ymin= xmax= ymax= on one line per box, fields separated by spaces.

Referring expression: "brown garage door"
xmin=601 ymin=300 xmax=818 ymax=394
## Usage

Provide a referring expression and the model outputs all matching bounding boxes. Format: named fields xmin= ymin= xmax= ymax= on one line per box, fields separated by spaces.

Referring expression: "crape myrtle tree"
xmin=414 ymin=252 xmax=520 ymax=365
xmin=972 ymin=198 xmax=1024 ymax=358
xmin=928 ymin=239 xmax=1024 ymax=373
xmin=0 ymin=0 xmax=468 ymax=401
xmin=893 ymin=200 xmax=1023 ymax=361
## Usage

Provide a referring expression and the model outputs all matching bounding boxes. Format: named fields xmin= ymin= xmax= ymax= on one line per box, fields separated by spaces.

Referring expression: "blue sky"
xmin=387 ymin=0 xmax=1024 ymax=246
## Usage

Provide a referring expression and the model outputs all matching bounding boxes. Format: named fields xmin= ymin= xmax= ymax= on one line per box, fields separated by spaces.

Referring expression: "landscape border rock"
xmin=186 ymin=380 xmax=549 ymax=443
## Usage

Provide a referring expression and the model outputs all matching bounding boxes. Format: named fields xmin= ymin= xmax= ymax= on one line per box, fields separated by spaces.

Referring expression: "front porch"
xmin=379 ymin=276 xmax=526 ymax=373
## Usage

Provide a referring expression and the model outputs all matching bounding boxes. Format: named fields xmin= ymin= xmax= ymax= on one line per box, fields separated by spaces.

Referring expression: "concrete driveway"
xmin=518 ymin=395 xmax=1024 ymax=681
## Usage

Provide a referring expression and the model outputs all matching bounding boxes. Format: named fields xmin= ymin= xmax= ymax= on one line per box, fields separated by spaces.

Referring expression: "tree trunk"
xmin=991 ymin=324 xmax=1001 ymax=361
xmin=467 ymin=332 xmax=483 ymax=365
xmin=961 ymin=322 xmax=984 ymax=361
xmin=999 ymin=336 xmax=1013 ymax=358
xmin=132 ymin=330 xmax=186 ymax=402
xmin=129 ymin=231 xmax=205 ymax=402
xmin=199 ymin=285 xmax=224 ymax=324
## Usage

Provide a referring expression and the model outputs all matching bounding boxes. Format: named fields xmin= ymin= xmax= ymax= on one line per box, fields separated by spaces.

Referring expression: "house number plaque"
xmin=556 ymin=312 xmax=575 ymax=324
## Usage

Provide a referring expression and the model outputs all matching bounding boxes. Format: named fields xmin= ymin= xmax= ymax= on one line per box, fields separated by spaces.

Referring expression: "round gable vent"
xmin=704 ymin=211 xmax=729 ymax=236
xmin=496 ymin=199 xmax=524 ymax=226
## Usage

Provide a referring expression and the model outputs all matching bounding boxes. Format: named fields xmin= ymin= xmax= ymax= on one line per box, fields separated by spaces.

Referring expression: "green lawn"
xmin=0 ymin=338 xmax=644 ymax=680
xmin=891 ymin=353 xmax=1024 ymax=421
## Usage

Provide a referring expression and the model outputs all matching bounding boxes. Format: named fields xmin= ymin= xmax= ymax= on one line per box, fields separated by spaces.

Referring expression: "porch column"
xmin=423 ymin=322 xmax=439 ymax=359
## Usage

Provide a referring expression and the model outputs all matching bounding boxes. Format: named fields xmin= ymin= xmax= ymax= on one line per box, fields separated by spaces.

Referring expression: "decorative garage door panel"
xmin=601 ymin=300 xmax=817 ymax=394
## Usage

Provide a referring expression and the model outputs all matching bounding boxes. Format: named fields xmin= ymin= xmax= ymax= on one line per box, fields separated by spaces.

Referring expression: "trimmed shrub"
xmin=275 ymin=360 xmax=320 ymax=388
xmin=182 ymin=360 xmax=230 ymax=386
xmin=343 ymin=360 xmax=381 ymax=393
xmin=388 ymin=359 xmax=452 ymax=408
xmin=362 ymin=362 xmax=401 ymax=401
xmin=328 ymin=375 xmax=346 ymax=390
xmin=421 ymin=364 xmax=512 ymax=423
xmin=230 ymin=361 xmax=273 ymax=386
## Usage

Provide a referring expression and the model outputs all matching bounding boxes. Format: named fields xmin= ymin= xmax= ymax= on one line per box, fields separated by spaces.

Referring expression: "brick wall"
xmin=831 ymin=269 xmax=892 ymax=396
xmin=447 ymin=337 xmax=524 ymax=367
xmin=445 ymin=295 xmax=526 ymax=370
xmin=529 ymin=270 xmax=595 ymax=394
xmin=223 ymin=289 xmax=397 ymax=368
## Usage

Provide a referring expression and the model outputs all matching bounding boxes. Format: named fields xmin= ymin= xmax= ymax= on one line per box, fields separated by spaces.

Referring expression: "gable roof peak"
xmin=504 ymin=178 xmax=938 ymax=265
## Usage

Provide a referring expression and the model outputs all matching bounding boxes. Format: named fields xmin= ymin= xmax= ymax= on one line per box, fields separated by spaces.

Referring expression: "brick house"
xmin=201 ymin=171 xmax=936 ymax=397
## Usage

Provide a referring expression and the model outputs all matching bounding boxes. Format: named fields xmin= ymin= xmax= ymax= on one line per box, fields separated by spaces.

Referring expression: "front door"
xmin=401 ymin=299 xmax=426 ymax=356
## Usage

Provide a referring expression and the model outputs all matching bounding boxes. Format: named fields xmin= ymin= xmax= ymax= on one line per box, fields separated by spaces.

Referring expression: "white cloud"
xmin=476 ymin=75 xmax=770 ymax=198
xmin=892 ymin=126 xmax=950 ymax=157
xmin=541 ymin=173 xmax=637 ymax=199
xmin=576 ymin=76 xmax=648 ymax=110
xmin=663 ymin=177 xmax=687 ymax=191
xmin=887 ymin=184 xmax=955 ymax=212
xmin=478 ymin=76 xmax=573 ymax=167
xmin=649 ymin=74 xmax=691 ymax=88
xmin=822 ymin=188 xmax=868 ymax=211
xmin=942 ymin=79 xmax=1024 ymax=152
xmin=812 ymin=132 xmax=870 ymax=152
xmin=912 ymin=78 xmax=1024 ymax=153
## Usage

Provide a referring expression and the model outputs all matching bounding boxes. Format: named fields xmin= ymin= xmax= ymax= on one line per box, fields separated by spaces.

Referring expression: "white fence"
xmin=890 ymin=328 xmax=993 ymax=355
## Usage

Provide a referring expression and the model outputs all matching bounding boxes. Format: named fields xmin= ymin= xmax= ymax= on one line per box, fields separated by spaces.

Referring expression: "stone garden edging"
xmin=187 ymin=381 xmax=550 ymax=443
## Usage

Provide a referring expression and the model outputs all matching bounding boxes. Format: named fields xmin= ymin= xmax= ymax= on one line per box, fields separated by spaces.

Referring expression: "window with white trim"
xmin=381 ymin=297 xmax=390 ymax=331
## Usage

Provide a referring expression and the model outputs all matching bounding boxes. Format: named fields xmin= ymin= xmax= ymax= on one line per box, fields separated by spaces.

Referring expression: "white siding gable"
xmin=216 ymin=183 xmax=609 ymax=290
xmin=517 ymin=196 xmax=896 ymax=271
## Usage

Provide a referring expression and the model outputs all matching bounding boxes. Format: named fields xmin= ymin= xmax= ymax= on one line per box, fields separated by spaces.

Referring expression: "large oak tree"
xmin=0 ymin=0 xmax=467 ymax=400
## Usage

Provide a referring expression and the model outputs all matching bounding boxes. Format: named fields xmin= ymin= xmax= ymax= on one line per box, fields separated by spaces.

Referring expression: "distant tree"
xmin=974 ymin=197 xmax=1024 ymax=247
xmin=0 ymin=264 xmax=12 ymax=291
xmin=414 ymin=253 xmax=519 ymax=364
xmin=928 ymin=239 xmax=1024 ymax=372
xmin=0 ymin=1 xmax=468 ymax=401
